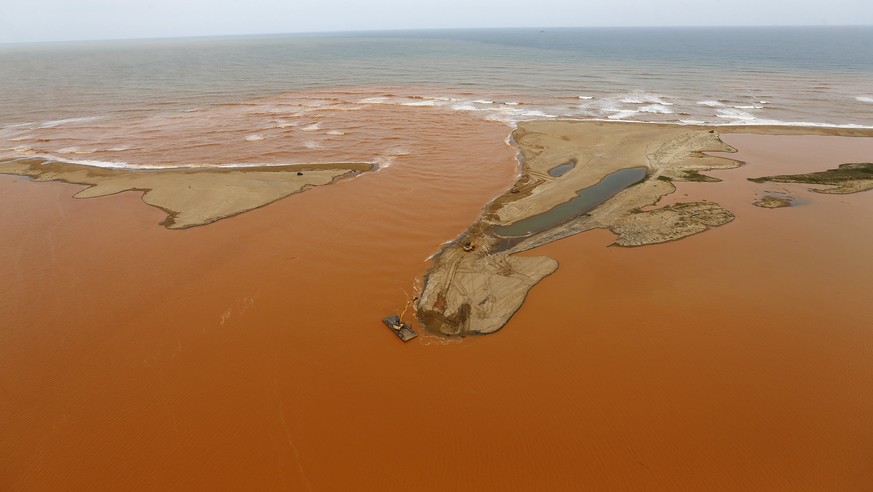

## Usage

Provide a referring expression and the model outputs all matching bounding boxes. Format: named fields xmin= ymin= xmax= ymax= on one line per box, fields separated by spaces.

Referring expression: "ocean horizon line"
xmin=3 ymin=24 xmax=873 ymax=47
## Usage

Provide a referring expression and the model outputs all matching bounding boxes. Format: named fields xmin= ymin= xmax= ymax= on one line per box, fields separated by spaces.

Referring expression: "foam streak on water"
xmin=3 ymin=82 xmax=872 ymax=171
xmin=1 ymin=28 xmax=872 ymax=162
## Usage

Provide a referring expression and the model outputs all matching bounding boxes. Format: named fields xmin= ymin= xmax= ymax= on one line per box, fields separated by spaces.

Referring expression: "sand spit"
xmin=0 ymin=158 xmax=373 ymax=228
xmin=749 ymin=162 xmax=873 ymax=194
xmin=417 ymin=123 xmax=873 ymax=336
xmin=416 ymin=121 xmax=746 ymax=336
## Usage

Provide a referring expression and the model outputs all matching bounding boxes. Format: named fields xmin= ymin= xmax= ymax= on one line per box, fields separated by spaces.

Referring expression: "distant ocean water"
xmin=1 ymin=27 xmax=872 ymax=169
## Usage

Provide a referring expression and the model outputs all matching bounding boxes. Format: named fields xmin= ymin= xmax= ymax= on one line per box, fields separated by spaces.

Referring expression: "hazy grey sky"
xmin=2 ymin=0 xmax=871 ymax=43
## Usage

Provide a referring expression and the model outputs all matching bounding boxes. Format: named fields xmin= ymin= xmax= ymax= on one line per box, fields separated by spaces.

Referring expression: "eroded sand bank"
xmin=0 ymin=158 xmax=373 ymax=228
xmin=416 ymin=121 xmax=873 ymax=336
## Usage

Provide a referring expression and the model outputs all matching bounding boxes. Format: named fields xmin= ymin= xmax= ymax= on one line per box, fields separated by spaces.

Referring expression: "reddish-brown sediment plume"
xmin=3 ymin=89 xmax=873 ymax=491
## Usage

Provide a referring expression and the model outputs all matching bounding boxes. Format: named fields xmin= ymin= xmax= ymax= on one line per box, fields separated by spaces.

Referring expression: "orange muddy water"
xmin=2 ymin=117 xmax=873 ymax=490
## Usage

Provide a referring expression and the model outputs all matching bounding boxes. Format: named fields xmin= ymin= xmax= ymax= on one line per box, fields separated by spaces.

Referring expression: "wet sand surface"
xmin=3 ymin=128 xmax=873 ymax=490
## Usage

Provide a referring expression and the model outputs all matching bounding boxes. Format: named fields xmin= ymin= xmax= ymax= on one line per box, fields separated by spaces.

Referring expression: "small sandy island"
xmin=0 ymin=158 xmax=373 ymax=228
xmin=416 ymin=121 xmax=873 ymax=336
xmin=754 ymin=195 xmax=793 ymax=208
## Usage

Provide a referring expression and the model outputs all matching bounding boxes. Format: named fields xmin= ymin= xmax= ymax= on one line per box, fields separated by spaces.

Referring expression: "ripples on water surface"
xmin=1 ymin=27 xmax=872 ymax=170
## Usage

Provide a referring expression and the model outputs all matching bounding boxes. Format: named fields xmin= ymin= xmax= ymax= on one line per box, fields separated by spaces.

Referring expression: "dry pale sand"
xmin=0 ymin=158 xmax=372 ymax=229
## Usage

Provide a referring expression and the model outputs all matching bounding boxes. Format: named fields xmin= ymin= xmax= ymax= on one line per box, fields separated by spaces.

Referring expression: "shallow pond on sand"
xmin=495 ymin=166 xmax=647 ymax=238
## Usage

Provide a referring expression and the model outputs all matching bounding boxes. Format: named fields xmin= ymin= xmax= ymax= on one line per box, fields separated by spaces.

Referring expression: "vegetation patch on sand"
xmin=610 ymin=202 xmax=735 ymax=246
xmin=0 ymin=157 xmax=373 ymax=228
xmin=681 ymin=169 xmax=720 ymax=182
xmin=754 ymin=195 xmax=793 ymax=208
xmin=749 ymin=162 xmax=873 ymax=194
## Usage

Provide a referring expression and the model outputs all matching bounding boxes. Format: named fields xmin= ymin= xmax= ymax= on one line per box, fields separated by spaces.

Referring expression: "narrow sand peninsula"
xmin=416 ymin=121 xmax=873 ymax=336
xmin=0 ymin=158 xmax=373 ymax=228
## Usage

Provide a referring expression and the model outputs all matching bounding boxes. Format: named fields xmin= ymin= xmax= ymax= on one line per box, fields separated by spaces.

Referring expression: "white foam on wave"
xmin=856 ymin=96 xmax=873 ymax=103
xmin=415 ymin=96 xmax=455 ymax=103
xmin=38 ymin=155 xmax=136 ymax=169
xmin=759 ymin=119 xmax=867 ymax=128
xmin=37 ymin=116 xmax=101 ymax=129
xmin=481 ymin=107 xmax=557 ymax=125
xmin=373 ymin=148 xmax=411 ymax=169
xmin=358 ymin=96 xmax=390 ymax=104
xmin=50 ymin=145 xmax=135 ymax=154
xmin=639 ymin=104 xmax=674 ymax=114
xmin=402 ymin=100 xmax=439 ymax=107
xmin=697 ymin=100 xmax=725 ymax=108
xmin=276 ymin=122 xmax=297 ymax=128
xmin=713 ymin=119 xmax=873 ymax=129
xmin=578 ymin=94 xmax=680 ymax=121
xmin=715 ymin=108 xmax=757 ymax=122
xmin=518 ymin=109 xmax=556 ymax=118
xmin=504 ymin=102 xmax=519 ymax=106
xmin=0 ymin=123 xmax=34 ymax=140
xmin=301 ymin=123 xmax=320 ymax=132
xmin=57 ymin=147 xmax=97 ymax=154
xmin=578 ymin=96 xmax=594 ymax=100
xmin=244 ymin=134 xmax=265 ymax=142
xmin=452 ymin=104 xmax=479 ymax=111
xmin=2 ymin=122 xmax=34 ymax=129
xmin=473 ymin=99 xmax=494 ymax=104
xmin=733 ymin=105 xmax=764 ymax=110
xmin=483 ymin=114 xmax=519 ymax=126
xmin=27 ymin=152 xmax=379 ymax=171
xmin=606 ymin=110 xmax=640 ymax=120
xmin=325 ymin=130 xmax=345 ymax=136
xmin=583 ymin=98 xmax=641 ymax=120
xmin=303 ymin=140 xmax=324 ymax=149
xmin=373 ymin=155 xmax=395 ymax=169
xmin=620 ymin=92 xmax=673 ymax=106
xmin=578 ymin=114 xmax=873 ymax=129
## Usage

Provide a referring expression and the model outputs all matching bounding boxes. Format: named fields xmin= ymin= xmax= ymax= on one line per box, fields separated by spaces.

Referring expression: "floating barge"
xmin=382 ymin=315 xmax=418 ymax=342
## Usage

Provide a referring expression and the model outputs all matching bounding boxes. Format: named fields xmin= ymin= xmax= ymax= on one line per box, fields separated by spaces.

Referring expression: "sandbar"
xmin=416 ymin=121 xmax=873 ymax=336
xmin=0 ymin=158 xmax=373 ymax=229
